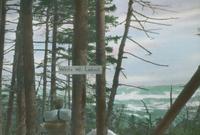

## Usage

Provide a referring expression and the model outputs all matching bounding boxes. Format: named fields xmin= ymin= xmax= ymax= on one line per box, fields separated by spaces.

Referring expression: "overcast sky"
xmin=3 ymin=0 xmax=200 ymax=87
xmin=107 ymin=0 xmax=200 ymax=86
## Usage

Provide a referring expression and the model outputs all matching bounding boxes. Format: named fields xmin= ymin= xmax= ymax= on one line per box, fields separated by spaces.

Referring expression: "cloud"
xmin=119 ymin=75 xmax=158 ymax=86
xmin=187 ymin=53 xmax=200 ymax=63
xmin=145 ymin=0 xmax=200 ymax=12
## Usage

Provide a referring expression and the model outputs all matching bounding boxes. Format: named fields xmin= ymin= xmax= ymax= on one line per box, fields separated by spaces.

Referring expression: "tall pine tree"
xmin=72 ymin=0 xmax=88 ymax=134
xmin=20 ymin=0 xmax=38 ymax=134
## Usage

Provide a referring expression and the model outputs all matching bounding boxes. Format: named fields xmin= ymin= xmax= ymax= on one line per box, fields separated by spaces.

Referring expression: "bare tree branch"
xmin=127 ymin=37 xmax=152 ymax=55
xmin=5 ymin=29 xmax=16 ymax=33
xmin=131 ymin=19 xmax=171 ymax=26
xmin=6 ymin=4 xmax=19 ymax=7
xmin=3 ymin=68 xmax=12 ymax=74
xmin=132 ymin=12 xmax=151 ymax=38
xmin=6 ymin=20 xmax=17 ymax=24
xmin=141 ymin=100 xmax=152 ymax=127
xmin=132 ymin=9 xmax=177 ymax=21
xmin=5 ymin=38 xmax=15 ymax=42
xmin=130 ymin=25 xmax=159 ymax=35
xmin=124 ymin=51 xmax=168 ymax=67
xmin=120 ymin=70 xmax=127 ymax=79
xmin=3 ymin=45 xmax=15 ymax=55
xmin=6 ymin=7 xmax=19 ymax=12
xmin=117 ymin=19 xmax=126 ymax=26
xmin=134 ymin=0 xmax=175 ymax=13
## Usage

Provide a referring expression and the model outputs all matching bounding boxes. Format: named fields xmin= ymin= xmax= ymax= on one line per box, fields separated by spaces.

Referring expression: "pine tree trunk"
xmin=0 ymin=0 xmax=7 ymax=134
xmin=16 ymin=82 xmax=26 ymax=135
xmin=20 ymin=0 xmax=38 ymax=134
xmin=5 ymin=43 xmax=17 ymax=135
xmin=16 ymin=17 xmax=26 ymax=135
xmin=72 ymin=0 xmax=88 ymax=134
xmin=153 ymin=66 xmax=200 ymax=135
xmin=42 ymin=3 xmax=50 ymax=115
xmin=50 ymin=0 xmax=58 ymax=109
xmin=106 ymin=0 xmax=133 ymax=127
xmin=5 ymin=67 xmax=16 ymax=135
xmin=67 ymin=45 xmax=71 ymax=109
xmin=96 ymin=0 xmax=107 ymax=134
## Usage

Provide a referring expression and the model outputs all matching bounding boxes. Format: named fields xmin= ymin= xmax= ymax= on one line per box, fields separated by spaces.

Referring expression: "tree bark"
xmin=20 ymin=0 xmax=38 ymax=134
xmin=15 ymin=17 xmax=26 ymax=135
xmin=0 ymin=0 xmax=7 ymax=134
xmin=5 ymin=85 xmax=15 ymax=135
xmin=67 ymin=45 xmax=71 ymax=109
xmin=16 ymin=81 xmax=26 ymax=135
xmin=71 ymin=0 xmax=88 ymax=134
xmin=96 ymin=0 xmax=107 ymax=134
xmin=152 ymin=66 xmax=200 ymax=135
xmin=106 ymin=0 xmax=133 ymax=127
xmin=50 ymin=0 xmax=58 ymax=109
xmin=42 ymin=2 xmax=50 ymax=115
xmin=5 ymin=42 xmax=17 ymax=135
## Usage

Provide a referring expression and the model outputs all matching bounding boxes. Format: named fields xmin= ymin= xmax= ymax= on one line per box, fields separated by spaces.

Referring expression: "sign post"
xmin=58 ymin=65 xmax=102 ymax=75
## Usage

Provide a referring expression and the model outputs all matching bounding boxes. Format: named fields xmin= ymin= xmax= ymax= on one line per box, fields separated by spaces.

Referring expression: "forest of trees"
xmin=0 ymin=0 xmax=200 ymax=135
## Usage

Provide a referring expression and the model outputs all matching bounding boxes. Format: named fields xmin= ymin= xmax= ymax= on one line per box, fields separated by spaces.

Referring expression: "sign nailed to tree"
xmin=58 ymin=65 xmax=102 ymax=75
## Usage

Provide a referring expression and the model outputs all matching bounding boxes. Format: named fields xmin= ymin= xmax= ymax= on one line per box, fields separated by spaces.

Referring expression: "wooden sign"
xmin=58 ymin=66 xmax=102 ymax=75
